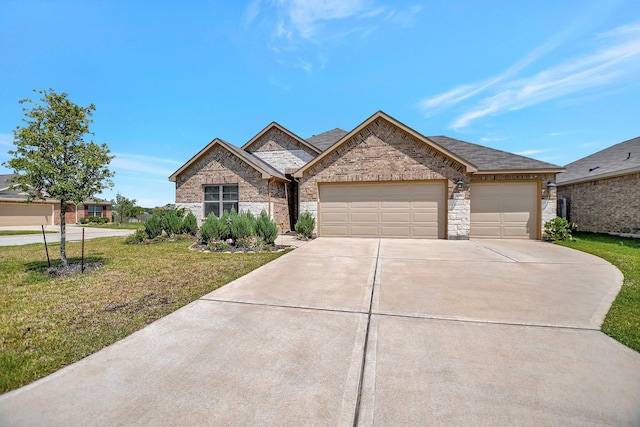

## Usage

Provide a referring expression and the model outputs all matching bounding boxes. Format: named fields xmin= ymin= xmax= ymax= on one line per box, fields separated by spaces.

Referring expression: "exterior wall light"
xmin=546 ymin=182 xmax=556 ymax=192
xmin=455 ymin=179 xmax=465 ymax=191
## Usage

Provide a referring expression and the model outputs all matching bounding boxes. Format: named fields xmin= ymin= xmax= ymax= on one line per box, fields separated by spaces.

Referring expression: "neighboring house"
xmin=0 ymin=174 xmax=112 ymax=226
xmin=170 ymin=111 xmax=563 ymax=240
xmin=556 ymin=136 xmax=640 ymax=235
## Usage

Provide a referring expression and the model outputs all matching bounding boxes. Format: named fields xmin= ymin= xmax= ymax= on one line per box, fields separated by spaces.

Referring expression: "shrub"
xmin=295 ymin=212 xmax=315 ymax=239
xmin=144 ymin=214 xmax=163 ymax=239
xmin=200 ymin=214 xmax=227 ymax=244
xmin=255 ymin=210 xmax=278 ymax=244
xmin=125 ymin=229 xmax=147 ymax=244
xmin=79 ymin=217 xmax=89 ymax=224
xmin=236 ymin=235 xmax=263 ymax=250
xmin=220 ymin=208 xmax=239 ymax=240
xmin=182 ymin=211 xmax=198 ymax=236
xmin=544 ymin=217 xmax=575 ymax=241
xmin=230 ymin=212 xmax=255 ymax=241
xmin=161 ymin=209 xmax=183 ymax=237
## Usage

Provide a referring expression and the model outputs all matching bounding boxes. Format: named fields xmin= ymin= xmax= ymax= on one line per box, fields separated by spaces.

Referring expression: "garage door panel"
xmin=350 ymin=225 xmax=380 ymax=237
xmin=350 ymin=212 xmax=379 ymax=223
xmin=380 ymin=226 xmax=411 ymax=238
xmin=318 ymin=182 xmax=445 ymax=239
xmin=471 ymin=182 xmax=538 ymax=239
xmin=0 ymin=203 xmax=52 ymax=226
xmin=380 ymin=212 xmax=411 ymax=222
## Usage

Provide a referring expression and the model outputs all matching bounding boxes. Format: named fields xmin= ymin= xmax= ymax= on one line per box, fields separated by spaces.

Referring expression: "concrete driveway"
xmin=0 ymin=225 xmax=134 ymax=246
xmin=1 ymin=238 xmax=639 ymax=426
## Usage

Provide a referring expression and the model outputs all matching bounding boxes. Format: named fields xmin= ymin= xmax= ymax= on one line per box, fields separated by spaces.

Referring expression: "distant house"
xmin=556 ymin=137 xmax=640 ymax=236
xmin=170 ymin=111 xmax=563 ymax=240
xmin=0 ymin=174 xmax=112 ymax=226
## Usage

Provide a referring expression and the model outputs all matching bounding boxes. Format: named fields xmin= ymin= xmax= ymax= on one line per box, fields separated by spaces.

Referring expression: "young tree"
xmin=112 ymin=192 xmax=141 ymax=222
xmin=3 ymin=89 xmax=114 ymax=267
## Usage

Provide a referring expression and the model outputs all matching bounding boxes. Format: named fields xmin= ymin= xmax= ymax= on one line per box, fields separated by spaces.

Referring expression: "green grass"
xmin=556 ymin=232 xmax=640 ymax=352
xmin=0 ymin=230 xmax=56 ymax=236
xmin=80 ymin=222 xmax=143 ymax=230
xmin=0 ymin=237 xmax=289 ymax=393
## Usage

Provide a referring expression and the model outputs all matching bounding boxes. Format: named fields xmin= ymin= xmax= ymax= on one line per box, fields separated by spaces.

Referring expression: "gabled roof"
xmin=557 ymin=136 xmax=640 ymax=185
xmin=242 ymin=122 xmax=322 ymax=155
xmin=168 ymin=138 xmax=288 ymax=182
xmin=429 ymin=136 xmax=564 ymax=174
xmin=294 ymin=111 xmax=478 ymax=178
xmin=306 ymin=128 xmax=348 ymax=151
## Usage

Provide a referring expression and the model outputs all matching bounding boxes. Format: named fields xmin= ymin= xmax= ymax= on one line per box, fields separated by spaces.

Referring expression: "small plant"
xmin=295 ymin=212 xmax=315 ymax=239
xmin=544 ymin=217 xmax=575 ymax=241
xmin=144 ymin=214 xmax=163 ymax=239
xmin=255 ymin=210 xmax=278 ymax=244
xmin=181 ymin=211 xmax=198 ymax=236
xmin=125 ymin=229 xmax=147 ymax=244
xmin=208 ymin=241 xmax=231 ymax=251
xmin=161 ymin=209 xmax=183 ymax=237
xmin=230 ymin=211 xmax=255 ymax=241
xmin=200 ymin=214 xmax=227 ymax=244
xmin=236 ymin=235 xmax=263 ymax=250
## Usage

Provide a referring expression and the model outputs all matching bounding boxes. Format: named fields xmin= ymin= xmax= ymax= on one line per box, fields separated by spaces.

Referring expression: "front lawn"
xmin=556 ymin=232 xmax=640 ymax=352
xmin=0 ymin=237 xmax=288 ymax=393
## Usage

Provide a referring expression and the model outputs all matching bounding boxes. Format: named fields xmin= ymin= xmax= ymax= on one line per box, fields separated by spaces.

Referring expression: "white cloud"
xmin=418 ymin=21 xmax=640 ymax=130
xmin=251 ymin=0 xmax=421 ymax=71
xmin=479 ymin=137 xmax=506 ymax=143
xmin=516 ymin=149 xmax=547 ymax=156
xmin=111 ymin=153 xmax=183 ymax=178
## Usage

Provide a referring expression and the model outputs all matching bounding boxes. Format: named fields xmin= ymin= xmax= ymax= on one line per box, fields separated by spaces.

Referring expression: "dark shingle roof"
xmin=556 ymin=136 xmax=640 ymax=185
xmin=428 ymin=136 xmax=563 ymax=172
xmin=306 ymin=128 xmax=348 ymax=151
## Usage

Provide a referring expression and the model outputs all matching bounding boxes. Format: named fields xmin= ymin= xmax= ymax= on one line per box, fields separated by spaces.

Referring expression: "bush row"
xmin=200 ymin=209 xmax=279 ymax=249
xmin=80 ymin=216 xmax=110 ymax=224
xmin=126 ymin=207 xmax=316 ymax=247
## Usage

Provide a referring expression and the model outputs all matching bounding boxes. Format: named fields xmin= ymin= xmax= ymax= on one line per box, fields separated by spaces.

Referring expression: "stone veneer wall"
xmin=448 ymin=193 xmax=470 ymax=239
xmin=298 ymin=117 xmax=469 ymax=239
xmin=174 ymin=144 xmax=291 ymax=229
xmin=558 ymin=172 xmax=639 ymax=234
xmin=246 ymin=128 xmax=318 ymax=173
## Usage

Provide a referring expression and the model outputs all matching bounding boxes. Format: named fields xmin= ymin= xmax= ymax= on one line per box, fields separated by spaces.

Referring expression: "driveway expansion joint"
xmin=198 ymin=297 xmax=370 ymax=316
xmin=371 ymin=311 xmax=602 ymax=332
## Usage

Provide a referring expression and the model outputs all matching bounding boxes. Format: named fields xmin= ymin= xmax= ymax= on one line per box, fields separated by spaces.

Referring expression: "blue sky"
xmin=1 ymin=0 xmax=639 ymax=207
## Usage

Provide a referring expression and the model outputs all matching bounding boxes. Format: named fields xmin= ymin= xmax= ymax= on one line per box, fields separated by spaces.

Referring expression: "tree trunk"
xmin=60 ymin=200 xmax=68 ymax=267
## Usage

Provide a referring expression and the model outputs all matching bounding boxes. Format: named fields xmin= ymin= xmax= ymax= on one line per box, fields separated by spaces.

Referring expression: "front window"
xmin=204 ymin=185 xmax=238 ymax=217
xmin=88 ymin=205 xmax=103 ymax=217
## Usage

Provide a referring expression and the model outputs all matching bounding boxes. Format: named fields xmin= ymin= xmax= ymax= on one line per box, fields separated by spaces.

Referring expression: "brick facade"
xmin=174 ymin=144 xmax=290 ymax=228
xmin=558 ymin=172 xmax=639 ymax=235
xmin=299 ymin=117 xmax=468 ymax=202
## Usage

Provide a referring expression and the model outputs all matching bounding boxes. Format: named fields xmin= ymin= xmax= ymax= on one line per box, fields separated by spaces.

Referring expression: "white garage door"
xmin=0 ymin=203 xmax=52 ymax=226
xmin=318 ymin=181 xmax=445 ymax=238
xmin=471 ymin=182 xmax=538 ymax=239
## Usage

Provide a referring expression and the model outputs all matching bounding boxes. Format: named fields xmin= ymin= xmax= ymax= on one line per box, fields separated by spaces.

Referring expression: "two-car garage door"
xmin=318 ymin=182 xmax=445 ymax=238
xmin=0 ymin=203 xmax=52 ymax=226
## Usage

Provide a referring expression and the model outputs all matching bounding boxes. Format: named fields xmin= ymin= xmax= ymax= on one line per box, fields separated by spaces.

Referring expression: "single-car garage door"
xmin=0 ymin=203 xmax=52 ymax=226
xmin=471 ymin=182 xmax=538 ymax=239
xmin=318 ymin=181 xmax=445 ymax=238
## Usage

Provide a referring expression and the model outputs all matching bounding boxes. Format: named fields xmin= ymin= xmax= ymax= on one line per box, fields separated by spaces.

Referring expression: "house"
xmin=0 ymin=174 xmax=112 ymax=226
xmin=170 ymin=111 xmax=563 ymax=239
xmin=556 ymin=136 xmax=640 ymax=236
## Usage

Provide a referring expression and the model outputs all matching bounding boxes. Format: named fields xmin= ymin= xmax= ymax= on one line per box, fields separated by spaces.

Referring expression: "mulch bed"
xmin=46 ymin=262 xmax=104 ymax=277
